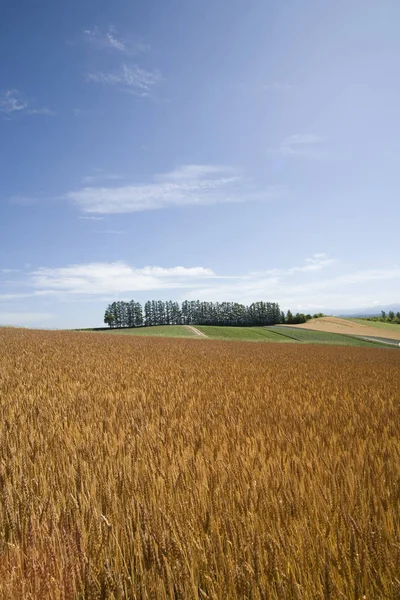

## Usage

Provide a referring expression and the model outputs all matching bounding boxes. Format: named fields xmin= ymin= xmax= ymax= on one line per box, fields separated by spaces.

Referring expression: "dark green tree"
xmin=104 ymin=306 xmax=116 ymax=328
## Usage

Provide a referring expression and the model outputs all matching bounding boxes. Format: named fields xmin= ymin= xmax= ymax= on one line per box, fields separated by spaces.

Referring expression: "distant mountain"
xmin=333 ymin=304 xmax=400 ymax=318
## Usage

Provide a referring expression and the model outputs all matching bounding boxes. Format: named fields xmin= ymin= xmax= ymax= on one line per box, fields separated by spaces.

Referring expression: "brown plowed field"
xmin=0 ymin=328 xmax=399 ymax=599
xmin=282 ymin=315 xmax=400 ymax=340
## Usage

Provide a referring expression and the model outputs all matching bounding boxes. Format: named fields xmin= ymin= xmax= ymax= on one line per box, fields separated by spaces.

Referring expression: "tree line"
xmin=365 ymin=311 xmax=400 ymax=325
xmin=104 ymin=300 xmax=323 ymax=328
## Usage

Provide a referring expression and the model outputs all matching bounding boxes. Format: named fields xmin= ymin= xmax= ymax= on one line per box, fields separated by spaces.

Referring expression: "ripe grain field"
xmin=0 ymin=328 xmax=399 ymax=600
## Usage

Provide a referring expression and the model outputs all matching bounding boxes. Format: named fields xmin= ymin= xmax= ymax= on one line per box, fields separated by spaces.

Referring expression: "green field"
xmin=347 ymin=318 xmax=400 ymax=333
xmin=198 ymin=325 xmax=385 ymax=347
xmin=98 ymin=324 xmax=391 ymax=348
xmin=195 ymin=326 xmax=293 ymax=342
xmin=270 ymin=326 xmax=385 ymax=348
xmin=104 ymin=325 xmax=196 ymax=338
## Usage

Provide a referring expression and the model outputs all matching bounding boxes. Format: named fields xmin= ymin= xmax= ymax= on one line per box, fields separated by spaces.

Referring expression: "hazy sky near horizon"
xmin=1 ymin=0 xmax=399 ymax=328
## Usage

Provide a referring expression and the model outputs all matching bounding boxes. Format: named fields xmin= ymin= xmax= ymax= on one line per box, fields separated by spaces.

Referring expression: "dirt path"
xmin=186 ymin=325 xmax=208 ymax=338
xmin=355 ymin=336 xmax=400 ymax=347
xmin=282 ymin=316 xmax=400 ymax=341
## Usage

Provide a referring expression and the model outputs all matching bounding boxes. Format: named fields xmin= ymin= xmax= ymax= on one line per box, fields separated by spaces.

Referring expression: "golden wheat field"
xmin=0 ymin=328 xmax=399 ymax=600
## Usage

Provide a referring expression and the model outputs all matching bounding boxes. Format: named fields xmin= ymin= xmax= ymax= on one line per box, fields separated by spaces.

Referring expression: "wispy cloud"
xmin=247 ymin=254 xmax=336 ymax=278
xmin=106 ymin=33 xmax=126 ymax=53
xmin=0 ymin=263 xmax=217 ymax=301
xmin=82 ymin=169 xmax=123 ymax=184
xmin=83 ymin=26 xmax=149 ymax=55
xmin=83 ymin=26 xmax=158 ymax=97
xmin=263 ymin=82 xmax=294 ymax=91
xmin=0 ymin=90 xmax=27 ymax=113
xmin=233 ymin=81 xmax=295 ymax=96
xmin=28 ymin=107 xmax=56 ymax=116
xmin=162 ymin=165 xmax=232 ymax=181
xmin=0 ymin=292 xmax=56 ymax=301
xmin=288 ymin=253 xmax=336 ymax=273
xmin=1 ymin=256 xmax=399 ymax=311
xmin=87 ymin=64 xmax=162 ymax=96
xmin=0 ymin=312 xmax=54 ymax=326
xmin=95 ymin=230 xmax=126 ymax=235
xmin=329 ymin=268 xmax=400 ymax=286
xmin=275 ymin=134 xmax=324 ymax=157
xmin=66 ymin=164 xmax=279 ymax=214
xmin=78 ymin=216 xmax=104 ymax=221
xmin=29 ymin=263 xmax=216 ymax=295
xmin=7 ymin=195 xmax=38 ymax=206
xmin=0 ymin=90 xmax=55 ymax=117
xmin=184 ymin=261 xmax=400 ymax=309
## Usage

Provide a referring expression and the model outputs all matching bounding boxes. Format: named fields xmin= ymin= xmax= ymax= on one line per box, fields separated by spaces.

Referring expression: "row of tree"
xmin=104 ymin=300 xmax=323 ymax=328
xmin=365 ymin=311 xmax=400 ymax=324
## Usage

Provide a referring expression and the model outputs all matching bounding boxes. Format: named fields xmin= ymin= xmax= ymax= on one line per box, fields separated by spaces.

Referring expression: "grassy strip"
xmin=102 ymin=325 xmax=197 ymax=338
xmin=269 ymin=327 xmax=386 ymax=348
xmin=195 ymin=326 xmax=295 ymax=342
xmin=347 ymin=318 xmax=400 ymax=332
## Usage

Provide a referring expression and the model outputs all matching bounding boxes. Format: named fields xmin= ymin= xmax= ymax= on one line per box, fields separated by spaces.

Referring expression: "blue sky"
xmin=1 ymin=0 xmax=399 ymax=328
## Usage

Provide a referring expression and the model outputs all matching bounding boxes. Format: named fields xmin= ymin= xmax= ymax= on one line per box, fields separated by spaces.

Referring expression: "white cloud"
xmin=188 ymin=263 xmax=400 ymax=309
xmin=95 ymin=230 xmax=126 ymax=235
xmin=161 ymin=164 xmax=234 ymax=181
xmin=288 ymin=253 xmax=336 ymax=273
xmin=0 ymin=90 xmax=54 ymax=117
xmin=275 ymin=134 xmax=323 ymax=157
xmin=233 ymin=81 xmax=295 ymax=96
xmin=83 ymin=27 xmax=158 ymax=97
xmin=0 ymin=90 xmax=27 ymax=113
xmin=283 ymin=134 xmax=322 ymax=146
xmin=0 ymin=312 xmax=54 ymax=326
xmin=28 ymin=263 xmax=216 ymax=296
xmin=82 ymin=169 xmax=123 ymax=184
xmin=27 ymin=107 xmax=56 ymax=116
xmin=330 ymin=268 xmax=400 ymax=286
xmin=0 ymin=254 xmax=336 ymax=302
xmin=78 ymin=216 xmax=104 ymax=221
xmin=83 ymin=26 xmax=148 ymax=55
xmin=84 ymin=27 xmax=127 ymax=53
xmin=1 ymin=256 xmax=398 ymax=312
xmin=0 ymin=292 xmax=56 ymax=301
xmin=8 ymin=195 xmax=38 ymax=206
xmin=106 ymin=33 xmax=126 ymax=53
xmin=87 ymin=64 xmax=162 ymax=95
xmin=66 ymin=164 xmax=278 ymax=214
xmin=263 ymin=82 xmax=294 ymax=91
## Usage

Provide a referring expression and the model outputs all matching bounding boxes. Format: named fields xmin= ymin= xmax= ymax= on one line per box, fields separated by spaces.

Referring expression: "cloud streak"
xmin=66 ymin=164 xmax=279 ymax=214
xmin=87 ymin=64 xmax=162 ymax=96
xmin=185 ymin=262 xmax=400 ymax=308
xmin=78 ymin=216 xmax=104 ymax=221
xmin=0 ymin=90 xmax=54 ymax=117
xmin=83 ymin=26 xmax=159 ymax=97
xmin=29 ymin=263 xmax=216 ymax=295
xmin=82 ymin=170 xmax=123 ymax=184
xmin=263 ymin=82 xmax=294 ymax=91
xmin=0 ymin=90 xmax=27 ymax=113
xmin=274 ymin=134 xmax=324 ymax=157
xmin=83 ymin=27 xmax=149 ymax=55
xmin=7 ymin=195 xmax=38 ymax=206
xmin=288 ymin=253 xmax=336 ymax=273
xmin=1 ymin=256 xmax=398 ymax=312
xmin=0 ymin=312 xmax=54 ymax=326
